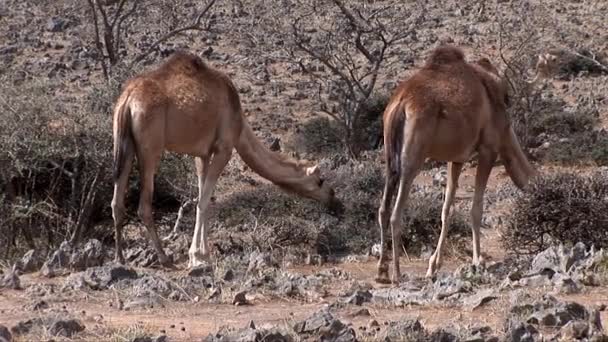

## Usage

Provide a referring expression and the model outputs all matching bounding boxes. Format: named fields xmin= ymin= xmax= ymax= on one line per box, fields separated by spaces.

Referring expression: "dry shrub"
xmin=285 ymin=92 xmax=388 ymax=158
xmin=212 ymin=156 xmax=468 ymax=257
xmin=0 ymin=71 xmax=195 ymax=259
xmin=501 ymin=172 xmax=608 ymax=255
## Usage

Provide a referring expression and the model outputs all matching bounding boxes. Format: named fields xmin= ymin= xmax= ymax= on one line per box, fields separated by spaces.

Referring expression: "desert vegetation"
xmin=1 ymin=0 xmax=608 ymax=341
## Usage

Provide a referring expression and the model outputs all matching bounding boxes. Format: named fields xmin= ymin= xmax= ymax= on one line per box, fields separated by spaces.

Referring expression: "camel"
xmin=376 ymin=46 xmax=538 ymax=284
xmin=110 ymin=51 xmax=343 ymax=268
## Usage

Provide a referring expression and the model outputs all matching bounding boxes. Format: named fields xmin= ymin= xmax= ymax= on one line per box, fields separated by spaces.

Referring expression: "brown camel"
xmin=376 ymin=46 xmax=538 ymax=284
xmin=111 ymin=51 xmax=342 ymax=268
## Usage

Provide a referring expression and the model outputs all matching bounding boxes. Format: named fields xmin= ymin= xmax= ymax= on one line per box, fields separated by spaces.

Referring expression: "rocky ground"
xmin=1 ymin=234 xmax=608 ymax=341
xmin=2 ymin=0 xmax=608 ymax=341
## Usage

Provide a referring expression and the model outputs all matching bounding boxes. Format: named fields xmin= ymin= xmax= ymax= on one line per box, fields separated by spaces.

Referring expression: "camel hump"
xmin=424 ymin=45 xmax=466 ymax=68
xmin=163 ymin=50 xmax=207 ymax=72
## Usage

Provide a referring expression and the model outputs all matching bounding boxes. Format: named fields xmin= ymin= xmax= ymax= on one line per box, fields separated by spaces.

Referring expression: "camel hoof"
xmin=188 ymin=253 xmax=210 ymax=269
xmin=374 ymin=276 xmax=392 ymax=284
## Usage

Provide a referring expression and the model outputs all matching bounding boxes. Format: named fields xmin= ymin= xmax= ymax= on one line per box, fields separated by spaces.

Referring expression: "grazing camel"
xmin=376 ymin=46 xmax=537 ymax=284
xmin=111 ymin=51 xmax=342 ymax=268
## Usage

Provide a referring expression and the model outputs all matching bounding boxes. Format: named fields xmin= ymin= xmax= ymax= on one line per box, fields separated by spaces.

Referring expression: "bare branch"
xmin=130 ymin=0 xmax=217 ymax=67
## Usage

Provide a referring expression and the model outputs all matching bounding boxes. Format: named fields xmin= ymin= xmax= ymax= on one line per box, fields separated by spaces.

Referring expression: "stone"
xmin=69 ymin=239 xmax=105 ymax=270
xmin=80 ymin=265 xmax=138 ymax=290
xmin=32 ymin=300 xmax=49 ymax=311
xmin=561 ymin=320 xmax=590 ymax=340
xmin=233 ymin=291 xmax=249 ymax=306
xmin=462 ymin=288 xmax=497 ymax=310
xmin=378 ymin=320 xmax=425 ymax=341
xmin=433 ymin=169 xmax=447 ymax=187
xmin=10 ymin=318 xmax=44 ymax=335
xmin=0 ymin=266 xmax=21 ymax=290
xmin=269 ymin=137 xmax=281 ymax=151
xmin=247 ymin=252 xmax=275 ymax=274
xmin=188 ymin=264 xmax=213 ymax=277
xmin=16 ymin=249 xmax=42 ymax=273
xmin=222 ymin=269 xmax=235 ymax=281
xmin=294 ymin=309 xmax=356 ymax=341
xmin=506 ymin=320 xmax=539 ymax=342
xmin=349 ymin=308 xmax=371 ymax=317
xmin=154 ymin=336 xmax=169 ymax=342
xmin=40 ymin=241 xmax=71 ymax=277
xmin=49 ymin=319 xmax=85 ymax=337
xmin=46 ymin=17 xmax=68 ymax=32
xmin=552 ymin=273 xmax=580 ymax=294
xmin=0 ymin=325 xmax=11 ymax=342
xmin=131 ymin=337 xmax=153 ymax=342
xmin=432 ymin=274 xmax=472 ymax=300
xmin=345 ymin=290 xmax=372 ymax=306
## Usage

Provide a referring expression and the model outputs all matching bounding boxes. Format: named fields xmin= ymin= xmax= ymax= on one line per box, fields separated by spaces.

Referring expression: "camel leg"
xmin=188 ymin=145 xmax=233 ymax=268
xmin=389 ymin=127 xmax=425 ymax=284
xmin=471 ymin=149 xmax=496 ymax=267
xmin=426 ymin=162 xmax=463 ymax=278
xmin=110 ymin=145 xmax=134 ymax=264
xmin=376 ymin=171 xmax=398 ymax=284
xmin=188 ymin=156 xmax=209 ymax=268
xmin=136 ymin=148 xmax=172 ymax=267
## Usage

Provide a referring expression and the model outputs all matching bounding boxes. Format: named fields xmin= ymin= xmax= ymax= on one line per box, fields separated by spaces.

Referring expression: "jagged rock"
xmin=188 ymin=264 xmax=213 ymax=277
xmin=233 ymin=291 xmax=249 ymax=306
xmin=371 ymin=281 xmax=428 ymax=306
xmin=560 ymin=320 xmax=591 ymax=340
xmin=67 ymin=265 xmax=138 ymax=290
xmin=379 ymin=320 xmax=425 ymax=341
xmin=293 ymin=309 xmax=356 ymax=342
xmin=552 ymin=273 xmax=580 ymax=294
xmin=69 ymin=239 xmax=105 ymax=270
xmin=432 ymin=274 xmax=472 ymax=300
xmin=223 ymin=269 xmax=235 ymax=281
xmin=530 ymin=243 xmax=589 ymax=277
xmin=269 ymin=137 xmax=281 ymax=151
xmin=203 ymin=325 xmax=292 ymax=342
xmin=16 ymin=249 xmax=42 ymax=273
xmin=10 ymin=318 xmax=45 ymax=335
xmin=31 ymin=300 xmax=49 ymax=311
xmin=462 ymin=288 xmax=497 ymax=310
xmin=0 ymin=325 xmax=11 ymax=342
xmin=41 ymin=241 xmax=71 ymax=277
xmin=132 ymin=275 xmax=178 ymax=299
xmin=505 ymin=320 xmax=540 ymax=342
xmin=131 ymin=337 xmax=153 ymax=342
xmin=124 ymin=297 xmax=162 ymax=310
xmin=247 ymin=252 xmax=275 ymax=274
xmin=433 ymin=169 xmax=447 ymax=186
xmin=0 ymin=265 xmax=21 ymax=290
xmin=49 ymin=319 xmax=85 ymax=337
xmin=345 ymin=290 xmax=372 ymax=306
xmin=125 ymin=246 xmax=159 ymax=268
xmin=46 ymin=17 xmax=69 ymax=32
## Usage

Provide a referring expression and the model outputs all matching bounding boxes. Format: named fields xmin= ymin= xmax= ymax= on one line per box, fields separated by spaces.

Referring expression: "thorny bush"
xmin=501 ymin=172 xmax=608 ymax=255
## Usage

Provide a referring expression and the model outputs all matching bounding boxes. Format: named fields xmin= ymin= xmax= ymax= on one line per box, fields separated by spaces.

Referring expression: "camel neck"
xmin=235 ymin=120 xmax=308 ymax=190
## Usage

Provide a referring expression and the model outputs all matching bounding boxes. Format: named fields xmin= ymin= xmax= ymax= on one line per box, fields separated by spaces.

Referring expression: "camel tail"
xmin=112 ymin=92 xmax=134 ymax=182
xmin=383 ymin=99 xmax=406 ymax=177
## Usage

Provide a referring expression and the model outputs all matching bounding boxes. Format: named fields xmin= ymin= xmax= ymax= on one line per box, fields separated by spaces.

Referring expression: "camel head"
xmin=474 ymin=58 xmax=539 ymax=190
xmin=299 ymin=165 xmax=344 ymax=214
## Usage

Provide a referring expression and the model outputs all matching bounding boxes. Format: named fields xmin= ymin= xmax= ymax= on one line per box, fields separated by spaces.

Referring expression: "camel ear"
xmin=306 ymin=165 xmax=320 ymax=176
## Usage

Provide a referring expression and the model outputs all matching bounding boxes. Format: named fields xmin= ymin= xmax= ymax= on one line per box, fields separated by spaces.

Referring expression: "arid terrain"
xmin=1 ymin=0 xmax=608 ymax=341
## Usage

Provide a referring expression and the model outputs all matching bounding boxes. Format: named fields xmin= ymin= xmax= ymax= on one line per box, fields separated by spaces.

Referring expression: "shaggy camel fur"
xmin=111 ymin=51 xmax=342 ymax=268
xmin=377 ymin=46 xmax=537 ymax=284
